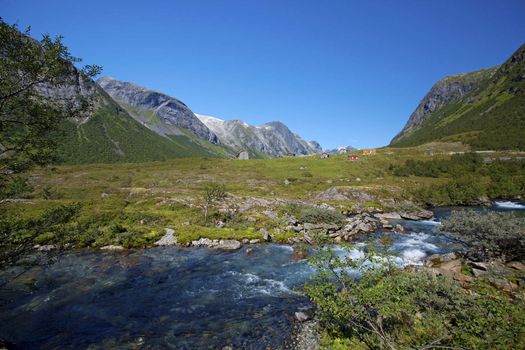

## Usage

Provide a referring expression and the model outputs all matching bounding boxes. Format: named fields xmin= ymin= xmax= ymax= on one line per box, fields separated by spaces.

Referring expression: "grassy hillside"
xmin=391 ymin=43 xmax=525 ymax=150
xmin=57 ymin=95 xmax=234 ymax=164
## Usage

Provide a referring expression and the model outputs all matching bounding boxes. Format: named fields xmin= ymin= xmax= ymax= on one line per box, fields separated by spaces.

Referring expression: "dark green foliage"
xmin=391 ymin=153 xmax=483 ymax=177
xmin=304 ymin=247 xmax=525 ymax=349
xmin=441 ymin=210 xmax=525 ymax=262
xmin=0 ymin=203 xmax=81 ymax=266
xmin=0 ymin=20 xmax=101 ymax=199
xmin=299 ymin=206 xmax=345 ymax=225
xmin=56 ymin=104 xmax=226 ymax=164
xmin=392 ymin=153 xmax=525 ymax=205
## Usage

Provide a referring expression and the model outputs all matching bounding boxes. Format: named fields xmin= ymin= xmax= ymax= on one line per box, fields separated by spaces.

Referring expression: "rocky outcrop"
xmin=98 ymin=77 xmax=219 ymax=144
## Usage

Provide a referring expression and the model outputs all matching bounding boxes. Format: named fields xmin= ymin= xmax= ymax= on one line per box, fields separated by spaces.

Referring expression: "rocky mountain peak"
xmin=97 ymin=77 xmax=219 ymax=144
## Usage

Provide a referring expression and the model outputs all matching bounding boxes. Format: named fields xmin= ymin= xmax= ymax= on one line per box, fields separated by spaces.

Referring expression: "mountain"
xmin=391 ymin=43 xmax=525 ymax=150
xmin=97 ymin=77 xmax=220 ymax=145
xmin=38 ymin=72 xmax=229 ymax=164
xmin=196 ymin=114 xmax=321 ymax=157
xmin=325 ymin=146 xmax=357 ymax=155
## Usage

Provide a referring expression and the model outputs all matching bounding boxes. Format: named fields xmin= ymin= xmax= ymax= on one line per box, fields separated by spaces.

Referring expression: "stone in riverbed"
xmin=215 ymin=240 xmax=241 ymax=250
xmin=249 ymin=239 xmax=261 ymax=244
xmin=400 ymin=210 xmax=434 ymax=221
xmin=33 ymin=244 xmax=57 ymax=251
xmin=294 ymin=311 xmax=310 ymax=322
xmin=100 ymin=245 xmax=124 ymax=251
xmin=374 ymin=212 xmax=402 ymax=220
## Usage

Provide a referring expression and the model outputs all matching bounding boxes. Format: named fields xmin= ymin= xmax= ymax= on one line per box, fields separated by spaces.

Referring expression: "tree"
xmin=0 ymin=19 xmax=101 ymax=199
xmin=202 ymin=182 xmax=226 ymax=224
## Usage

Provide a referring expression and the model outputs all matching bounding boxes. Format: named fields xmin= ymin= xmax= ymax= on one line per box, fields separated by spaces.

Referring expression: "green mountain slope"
xmin=391 ymin=43 xmax=525 ymax=150
xmin=57 ymin=89 xmax=232 ymax=164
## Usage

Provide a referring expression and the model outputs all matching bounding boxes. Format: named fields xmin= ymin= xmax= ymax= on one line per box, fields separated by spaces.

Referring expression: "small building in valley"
xmin=362 ymin=149 xmax=377 ymax=156
xmin=320 ymin=153 xmax=330 ymax=159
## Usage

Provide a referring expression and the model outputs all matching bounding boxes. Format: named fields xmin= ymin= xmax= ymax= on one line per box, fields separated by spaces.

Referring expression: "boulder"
xmin=374 ymin=212 xmax=402 ymax=220
xmin=400 ymin=210 xmax=434 ymax=221
xmin=260 ymin=228 xmax=271 ymax=241
xmin=249 ymin=239 xmax=261 ymax=244
xmin=470 ymin=261 xmax=488 ymax=271
xmin=506 ymin=261 xmax=525 ymax=271
xmin=395 ymin=224 xmax=405 ymax=232
xmin=191 ymin=238 xmax=214 ymax=247
xmin=154 ymin=228 xmax=177 ymax=246
xmin=424 ymin=253 xmax=457 ymax=267
xmin=33 ymin=244 xmax=57 ymax=252
xmin=100 ymin=245 xmax=124 ymax=251
xmin=215 ymin=240 xmax=241 ymax=250
xmin=294 ymin=311 xmax=310 ymax=322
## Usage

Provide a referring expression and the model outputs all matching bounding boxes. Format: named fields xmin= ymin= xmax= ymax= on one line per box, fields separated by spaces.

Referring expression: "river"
xmin=0 ymin=201 xmax=524 ymax=349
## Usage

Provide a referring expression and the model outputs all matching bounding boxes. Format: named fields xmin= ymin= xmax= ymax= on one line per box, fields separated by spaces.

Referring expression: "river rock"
xmin=294 ymin=311 xmax=310 ymax=322
xmin=191 ymin=238 xmax=214 ymax=247
xmin=249 ymin=239 xmax=261 ymax=244
xmin=100 ymin=245 xmax=124 ymax=251
xmin=395 ymin=224 xmax=405 ymax=232
xmin=374 ymin=212 xmax=402 ymax=220
xmin=33 ymin=244 xmax=57 ymax=252
xmin=154 ymin=228 xmax=177 ymax=246
xmin=215 ymin=240 xmax=241 ymax=250
xmin=400 ymin=210 xmax=434 ymax=221
xmin=260 ymin=228 xmax=271 ymax=241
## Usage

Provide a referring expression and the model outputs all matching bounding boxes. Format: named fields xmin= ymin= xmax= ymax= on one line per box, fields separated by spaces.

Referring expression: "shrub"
xmin=304 ymin=247 xmax=525 ymax=349
xmin=299 ymin=206 xmax=345 ymax=225
xmin=440 ymin=210 xmax=525 ymax=262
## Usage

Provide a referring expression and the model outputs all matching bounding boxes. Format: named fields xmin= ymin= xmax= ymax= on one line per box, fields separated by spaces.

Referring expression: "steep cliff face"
xmin=391 ymin=67 xmax=498 ymax=143
xmin=196 ymin=114 xmax=321 ymax=157
xmin=97 ymin=77 xmax=219 ymax=144
xmin=391 ymin=43 xmax=525 ymax=150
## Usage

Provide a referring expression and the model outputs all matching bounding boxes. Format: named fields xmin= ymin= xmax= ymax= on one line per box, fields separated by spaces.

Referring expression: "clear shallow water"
xmin=0 ymin=202 xmax=523 ymax=349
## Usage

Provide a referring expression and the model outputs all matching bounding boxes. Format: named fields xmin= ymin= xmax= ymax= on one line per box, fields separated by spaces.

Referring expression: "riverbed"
xmin=0 ymin=201 xmax=523 ymax=349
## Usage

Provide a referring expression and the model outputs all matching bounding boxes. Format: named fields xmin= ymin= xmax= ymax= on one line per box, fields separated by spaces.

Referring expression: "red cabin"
xmin=347 ymin=154 xmax=359 ymax=161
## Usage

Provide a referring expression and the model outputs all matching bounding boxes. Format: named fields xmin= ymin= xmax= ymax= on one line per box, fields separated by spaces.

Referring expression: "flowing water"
xmin=1 ymin=203 xmax=524 ymax=349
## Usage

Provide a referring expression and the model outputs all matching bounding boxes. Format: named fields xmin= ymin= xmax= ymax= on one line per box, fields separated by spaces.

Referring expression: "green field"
xmin=2 ymin=142 xmax=525 ymax=250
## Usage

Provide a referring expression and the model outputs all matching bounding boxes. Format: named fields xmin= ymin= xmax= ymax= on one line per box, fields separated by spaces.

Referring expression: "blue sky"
xmin=2 ymin=0 xmax=525 ymax=149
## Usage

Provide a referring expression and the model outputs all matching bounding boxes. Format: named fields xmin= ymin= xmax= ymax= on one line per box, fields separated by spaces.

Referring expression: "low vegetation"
xmin=390 ymin=153 xmax=525 ymax=205
xmin=304 ymin=247 xmax=525 ymax=350
xmin=441 ymin=210 xmax=525 ymax=262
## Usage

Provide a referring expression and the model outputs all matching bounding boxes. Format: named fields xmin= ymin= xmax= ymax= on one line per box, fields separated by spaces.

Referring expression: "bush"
xmin=441 ymin=210 xmax=525 ymax=262
xmin=304 ymin=247 xmax=525 ymax=349
xmin=299 ymin=206 xmax=345 ymax=225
